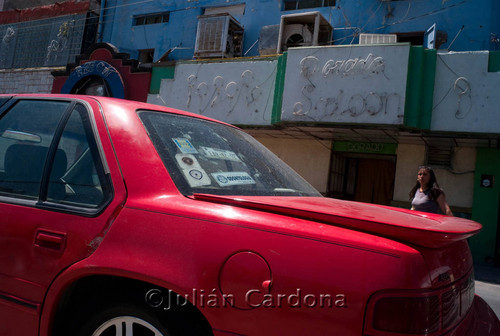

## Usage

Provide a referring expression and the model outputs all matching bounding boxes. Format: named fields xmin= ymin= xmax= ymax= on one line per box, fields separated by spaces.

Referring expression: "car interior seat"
xmin=0 ymin=144 xmax=67 ymax=199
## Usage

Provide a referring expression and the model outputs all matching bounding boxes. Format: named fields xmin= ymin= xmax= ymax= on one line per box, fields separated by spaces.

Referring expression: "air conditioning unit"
xmin=359 ymin=33 xmax=397 ymax=45
xmin=194 ymin=13 xmax=244 ymax=59
xmin=283 ymin=24 xmax=313 ymax=48
xmin=277 ymin=11 xmax=332 ymax=53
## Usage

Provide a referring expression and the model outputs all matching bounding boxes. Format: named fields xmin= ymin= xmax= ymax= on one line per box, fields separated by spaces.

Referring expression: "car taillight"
xmin=373 ymin=296 xmax=440 ymax=334
xmin=364 ymin=271 xmax=475 ymax=336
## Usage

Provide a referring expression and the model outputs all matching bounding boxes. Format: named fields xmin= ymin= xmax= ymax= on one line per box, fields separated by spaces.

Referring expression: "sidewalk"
xmin=474 ymin=264 xmax=500 ymax=319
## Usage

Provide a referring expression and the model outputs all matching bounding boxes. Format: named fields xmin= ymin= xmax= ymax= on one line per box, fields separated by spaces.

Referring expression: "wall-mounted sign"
xmin=333 ymin=141 xmax=397 ymax=155
xmin=61 ymin=60 xmax=125 ymax=98
xmin=480 ymin=174 xmax=493 ymax=188
xmin=281 ymin=45 xmax=410 ymax=125
xmin=52 ymin=43 xmax=152 ymax=102
xmin=431 ymin=52 xmax=500 ymax=134
xmin=149 ymin=59 xmax=278 ymax=126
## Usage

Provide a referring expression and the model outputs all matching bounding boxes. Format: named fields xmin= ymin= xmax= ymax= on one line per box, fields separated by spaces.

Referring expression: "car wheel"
xmin=78 ymin=305 xmax=171 ymax=336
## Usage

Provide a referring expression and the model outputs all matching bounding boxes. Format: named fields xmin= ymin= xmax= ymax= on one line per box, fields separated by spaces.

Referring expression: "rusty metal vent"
xmin=426 ymin=145 xmax=453 ymax=167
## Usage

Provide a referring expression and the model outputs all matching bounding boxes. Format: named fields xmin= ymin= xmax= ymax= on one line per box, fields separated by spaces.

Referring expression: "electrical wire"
xmin=0 ymin=0 xmax=470 ymax=52
xmin=372 ymin=0 xmax=467 ymax=31
xmin=352 ymin=1 xmax=383 ymax=44
xmin=0 ymin=0 xmax=466 ymax=42
xmin=332 ymin=0 xmax=468 ymax=45
xmin=0 ymin=0 xmax=197 ymax=34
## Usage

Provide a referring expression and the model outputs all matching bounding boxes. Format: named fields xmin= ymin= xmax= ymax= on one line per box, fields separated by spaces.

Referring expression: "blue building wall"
xmin=100 ymin=0 xmax=499 ymax=61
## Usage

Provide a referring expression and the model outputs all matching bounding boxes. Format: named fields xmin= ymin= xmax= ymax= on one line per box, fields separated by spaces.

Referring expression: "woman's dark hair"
xmin=409 ymin=166 xmax=442 ymax=201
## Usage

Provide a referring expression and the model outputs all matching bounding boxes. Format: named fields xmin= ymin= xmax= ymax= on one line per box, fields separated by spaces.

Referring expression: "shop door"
xmin=327 ymin=154 xmax=396 ymax=206
xmin=354 ymin=159 xmax=395 ymax=205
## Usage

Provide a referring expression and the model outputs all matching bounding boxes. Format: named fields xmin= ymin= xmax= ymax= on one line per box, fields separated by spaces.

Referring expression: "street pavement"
xmin=474 ymin=264 xmax=500 ymax=319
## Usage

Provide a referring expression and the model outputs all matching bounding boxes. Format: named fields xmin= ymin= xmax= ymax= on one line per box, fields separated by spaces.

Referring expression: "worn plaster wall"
xmin=148 ymin=59 xmax=278 ymax=126
xmin=393 ymin=144 xmax=426 ymax=203
xmin=254 ymin=137 xmax=331 ymax=194
xmin=432 ymin=51 xmax=500 ymax=134
xmin=281 ymin=44 xmax=409 ymax=125
xmin=0 ymin=68 xmax=56 ymax=94
xmin=394 ymin=143 xmax=476 ymax=210
xmin=4 ymin=0 xmax=56 ymax=10
xmin=439 ymin=146 xmax=476 ymax=209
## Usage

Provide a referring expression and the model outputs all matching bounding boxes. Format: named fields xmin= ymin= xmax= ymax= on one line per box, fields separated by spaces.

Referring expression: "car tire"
xmin=77 ymin=304 xmax=171 ymax=336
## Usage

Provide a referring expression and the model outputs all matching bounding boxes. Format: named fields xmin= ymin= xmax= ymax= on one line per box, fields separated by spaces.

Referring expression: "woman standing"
xmin=410 ymin=166 xmax=453 ymax=216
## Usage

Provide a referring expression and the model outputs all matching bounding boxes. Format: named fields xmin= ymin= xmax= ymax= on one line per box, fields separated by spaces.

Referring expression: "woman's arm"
xmin=436 ymin=193 xmax=453 ymax=216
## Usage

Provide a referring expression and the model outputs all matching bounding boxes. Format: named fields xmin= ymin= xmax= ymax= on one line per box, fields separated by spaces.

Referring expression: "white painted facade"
xmin=281 ymin=44 xmax=410 ymax=125
xmin=255 ymin=137 xmax=331 ymax=194
xmin=393 ymin=144 xmax=476 ymax=209
xmin=432 ymin=51 xmax=500 ymax=133
xmin=148 ymin=60 xmax=278 ymax=126
xmin=0 ymin=68 xmax=57 ymax=94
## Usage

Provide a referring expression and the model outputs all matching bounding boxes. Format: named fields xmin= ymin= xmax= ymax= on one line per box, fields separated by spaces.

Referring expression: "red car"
xmin=0 ymin=94 xmax=498 ymax=336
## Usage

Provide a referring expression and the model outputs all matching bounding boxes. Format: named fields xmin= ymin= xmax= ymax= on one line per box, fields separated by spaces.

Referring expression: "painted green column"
xmin=404 ymin=46 xmax=436 ymax=129
xmin=271 ymin=52 xmax=287 ymax=124
xmin=470 ymin=148 xmax=500 ymax=265
xmin=488 ymin=51 xmax=500 ymax=72
xmin=150 ymin=66 xmax=175 ymax=94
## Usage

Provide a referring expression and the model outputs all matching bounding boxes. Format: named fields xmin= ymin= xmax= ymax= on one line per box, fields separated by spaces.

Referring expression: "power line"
xmin=0 ymin=0 xmax=472 ymax=53
xmin=332 ymin=0 xmax=468 ymax=45
xmin=372 ymin=0 xmax=467 ymax=31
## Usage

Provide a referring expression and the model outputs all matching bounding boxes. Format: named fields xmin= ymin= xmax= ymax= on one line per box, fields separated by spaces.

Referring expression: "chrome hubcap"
xmin=92 ymin=316 xmax=165 ymax=336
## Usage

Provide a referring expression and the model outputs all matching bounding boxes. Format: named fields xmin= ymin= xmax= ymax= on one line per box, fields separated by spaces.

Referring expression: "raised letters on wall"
xmin=281 ymin=45 xmax=410 ymax=125
xmin=155 ymin=61 xmax=278 ymax=126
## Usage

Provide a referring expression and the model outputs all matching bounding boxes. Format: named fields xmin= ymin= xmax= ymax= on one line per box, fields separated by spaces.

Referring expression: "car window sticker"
xmin=200 ymin=146 xmax=241 ymax=162
xmin=175 ymin=154 xmax=211 ymax=187
xmin=172 ymin=138 xmax=198 ymax=154
xmin=211 ymin=172 xmax=256 ymax=187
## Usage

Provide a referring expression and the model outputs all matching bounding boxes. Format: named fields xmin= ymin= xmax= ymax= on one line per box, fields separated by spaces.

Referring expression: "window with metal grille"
xmin=0 ymin=14 xmax=86 ymax=69
xmin=133 ymin=12 xmax=170 ymax=26
xmin=283 ymin=0 xmax=336 ymax=11
xmin=327 ymin=154 xmax=357 ymax=200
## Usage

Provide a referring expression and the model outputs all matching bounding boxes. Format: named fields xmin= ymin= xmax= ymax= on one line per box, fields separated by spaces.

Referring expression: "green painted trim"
xmin=420 ymin=48 xmax=436 ymax=129
xmin=271 ymin=52 xmax=287 ymax=124
xmin=404 ymin=46 xmax=436 ymax=129
xmin=470 ymin=148 xmax=500 ymax=265
xmin=404 ymin=46 xmax=423 ymax=128
xmin=176 ymin=55 xmax=278 ymax=65
xmin=488 ymin=51 xmax=500 ymax=72
xmin=333 ymin=141 xmax=397 ymax=155
xmin=149 ymin=66 xmax=175 ymax=94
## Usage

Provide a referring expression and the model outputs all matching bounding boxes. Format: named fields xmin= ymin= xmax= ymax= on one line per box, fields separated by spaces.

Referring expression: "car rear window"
xmin=0 ymin=97 xmax=11 ymax=108
xmin=139 ymin=111 xmax=321 ymax=197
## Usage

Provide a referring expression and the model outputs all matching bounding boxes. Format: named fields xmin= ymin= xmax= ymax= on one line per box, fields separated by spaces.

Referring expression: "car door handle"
xmin=34 ymin=230 xmax=66 ymax=252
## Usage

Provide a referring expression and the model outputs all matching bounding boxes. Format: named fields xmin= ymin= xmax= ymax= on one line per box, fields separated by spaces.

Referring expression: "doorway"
xmin=327 ymin=153 xmax=396 ymax=206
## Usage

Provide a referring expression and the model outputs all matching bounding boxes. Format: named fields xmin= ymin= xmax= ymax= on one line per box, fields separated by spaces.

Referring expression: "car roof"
xmin=0 ymin=93 xmax=236 ymax=128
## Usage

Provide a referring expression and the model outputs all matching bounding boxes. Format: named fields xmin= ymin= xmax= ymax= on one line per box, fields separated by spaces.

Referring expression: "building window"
xmin=397 ymin=32 xmax=425 ymax=46
xmin=133 ymin=12 xmax=170 ymax=26
xmin=138 ymin=49 xmax=154 ymax=64
xmin=283 ymin=0 xmax=335 ymax=11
